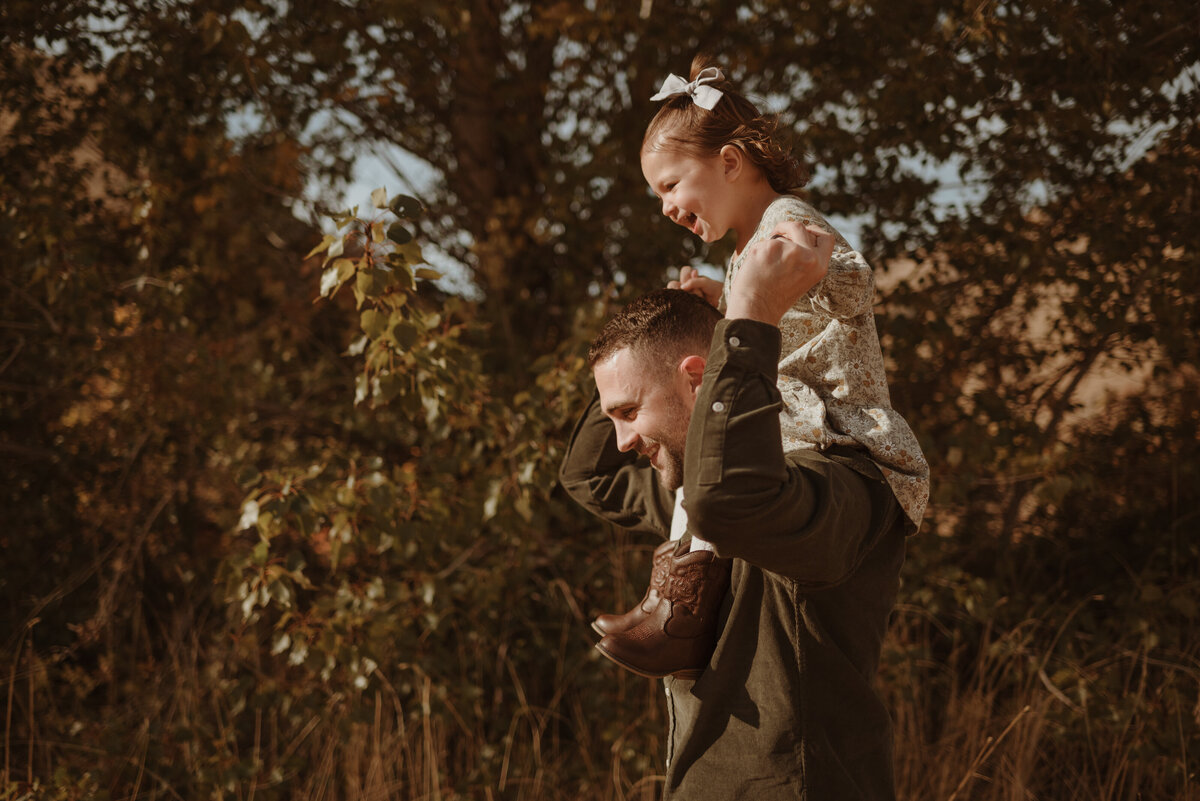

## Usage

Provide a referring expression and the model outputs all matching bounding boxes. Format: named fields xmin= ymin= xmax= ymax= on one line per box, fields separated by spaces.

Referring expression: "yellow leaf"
xmin=305 ymin=234 xmax=336 ymax=259
xmin=398 ymin=241 xmax=423 ymax=264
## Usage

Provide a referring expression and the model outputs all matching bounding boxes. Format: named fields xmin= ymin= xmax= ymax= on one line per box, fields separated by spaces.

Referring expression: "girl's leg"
xmin=669 ymin=490 xmax=688 ymax=540
xmin=674 ymin=490 xmax=714 ymax=551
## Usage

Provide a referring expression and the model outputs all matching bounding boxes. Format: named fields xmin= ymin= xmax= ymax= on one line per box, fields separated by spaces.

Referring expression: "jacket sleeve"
xmin=558 ymin=390 xmax=675 ymax=536
xmin=682 ymin=318 xmax=893 ymax=586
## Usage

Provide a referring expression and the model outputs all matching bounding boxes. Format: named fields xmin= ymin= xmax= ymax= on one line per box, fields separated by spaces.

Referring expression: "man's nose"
xmin=614 ymin=423 xmax=640 ymax=453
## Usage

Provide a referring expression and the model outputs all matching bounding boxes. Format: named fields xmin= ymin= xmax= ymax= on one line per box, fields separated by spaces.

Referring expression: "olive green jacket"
xmin=560 ymin=318 xmax=907 ymax=801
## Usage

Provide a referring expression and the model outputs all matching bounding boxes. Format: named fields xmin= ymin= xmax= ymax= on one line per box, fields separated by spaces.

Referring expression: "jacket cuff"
xmin=709 ymin=318 xmax=781 ymax=377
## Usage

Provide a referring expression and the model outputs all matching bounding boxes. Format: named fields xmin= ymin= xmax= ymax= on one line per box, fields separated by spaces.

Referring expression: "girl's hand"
xmin=667 ymin=266 xmax=723 ymax=308
xmin=725 ymin=224 xmax=834 ymax=326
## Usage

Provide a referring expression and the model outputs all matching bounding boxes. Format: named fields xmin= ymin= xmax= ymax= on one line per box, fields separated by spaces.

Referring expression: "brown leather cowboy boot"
xmin=592 ymin=539 xmax=677 ymax=636
xmin=595 ymin=542 xmax=731 ymax=680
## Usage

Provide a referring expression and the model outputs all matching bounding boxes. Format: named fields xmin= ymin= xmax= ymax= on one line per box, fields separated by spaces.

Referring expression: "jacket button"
xmin=712 ymin=401 xmax=725 ymax=412
xmin=729 ymin=336 xmax=741 ymax=347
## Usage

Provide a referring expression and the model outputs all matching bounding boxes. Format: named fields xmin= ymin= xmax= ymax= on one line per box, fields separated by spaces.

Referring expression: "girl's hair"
xmin=642 ymin=55 xmax=809 ymax=194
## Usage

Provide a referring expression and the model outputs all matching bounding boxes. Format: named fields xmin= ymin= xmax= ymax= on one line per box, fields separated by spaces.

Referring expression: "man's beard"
xmin=654 ymin=443 xmax=685 ymax=491
xmin=646 ymin=390 xmax=689 ymax=492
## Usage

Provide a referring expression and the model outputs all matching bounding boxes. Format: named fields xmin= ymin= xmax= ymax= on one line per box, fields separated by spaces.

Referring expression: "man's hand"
xmin=667 ymin=265 xmax=722 ymax=308
xmin=724 ymin=222 xmax=835 ymax=326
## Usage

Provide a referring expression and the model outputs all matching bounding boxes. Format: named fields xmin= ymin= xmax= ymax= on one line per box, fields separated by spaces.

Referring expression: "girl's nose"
xmin=661 ymin=198 xmax=677 ymax=220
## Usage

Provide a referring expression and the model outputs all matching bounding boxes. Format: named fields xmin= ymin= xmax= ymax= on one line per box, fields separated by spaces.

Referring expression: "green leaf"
xmin=240 ymin=586 xmax=259 ymax=620
xmin=393 ymin=263 xmax=414 ymax=292
xmin=236 ymin=467 xmax=262 ymax=489
xmin=306 ymin=234 xmax=336 ymax=259
xmin=390 ymin=320 xmax=419 ymax=350
xmin=356 ymin=269 xmax=378 ymax=299
xmin=267 ymin=579 xmax=293 ymax=607
xmin=331 ymin=207 xmax=358 ymax=229
xmin=324 ymin=236 xmax=345 ymax=263
xmin=415 ymin=267 xmax=442 ymax=281
xmin=360 ymin=309 xmax=387 ymax=338
xmin=319 ymin=265 xmax=340 ymax=297
xmin=334 ymin=258 xmax=356 ymax=282
xmin=238 ymin=499 xmax=261 ymax=530
xmin=388 ymin=241 xmax=423 ymax=266
xmin=389 ymin=194 xmax=423 ymax=219
xmin=377 ymin=372 xmax=405 ymax=404
xmin=387 ymin=223 xmax=413 ymax=245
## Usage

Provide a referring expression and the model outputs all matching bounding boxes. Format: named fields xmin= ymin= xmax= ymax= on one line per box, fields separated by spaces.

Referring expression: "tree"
xmin=2 ymin=0 xmax=1197 ymax=797
xmin=1 ymin=4 xmax=374 ymax=792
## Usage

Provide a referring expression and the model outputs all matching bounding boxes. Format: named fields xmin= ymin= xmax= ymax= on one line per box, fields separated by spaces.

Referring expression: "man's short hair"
xmin=588 ymin=288 xmax=723 ymax=370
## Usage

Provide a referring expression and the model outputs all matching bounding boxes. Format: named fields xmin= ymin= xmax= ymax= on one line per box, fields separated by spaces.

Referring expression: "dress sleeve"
xmin=768 ymin=198 xmax=875 ymax=320
xmin=558 ymin=390 xmax=675 ymax=536
xmin=682 ymin=319 xmax=893 ymax=585
xmin=811 ymin=249 xmax=874 ymax=320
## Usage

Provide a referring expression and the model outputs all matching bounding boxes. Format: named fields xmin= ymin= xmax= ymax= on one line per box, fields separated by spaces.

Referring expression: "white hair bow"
xmin=649 ymin=67 xmax=725 ymax=110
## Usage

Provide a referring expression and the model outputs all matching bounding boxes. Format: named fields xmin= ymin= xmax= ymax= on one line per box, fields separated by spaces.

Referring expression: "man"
xmin=559 ymin=225 xmax=907 ymax=800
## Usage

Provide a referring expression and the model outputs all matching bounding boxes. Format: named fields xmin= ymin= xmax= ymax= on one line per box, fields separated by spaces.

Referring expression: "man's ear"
xmin=719 ymin=145 xmax=744 ymax=182
xmin=679 ymin=354 xmax=707 ymax=395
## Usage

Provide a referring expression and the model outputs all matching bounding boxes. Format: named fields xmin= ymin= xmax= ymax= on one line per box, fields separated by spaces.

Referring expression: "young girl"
xmin=592 ymin=58 xmax=929 ymax=678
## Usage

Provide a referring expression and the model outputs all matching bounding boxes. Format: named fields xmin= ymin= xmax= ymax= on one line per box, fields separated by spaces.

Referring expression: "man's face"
xmin=593 ymin=346 xmax=694 ymax=491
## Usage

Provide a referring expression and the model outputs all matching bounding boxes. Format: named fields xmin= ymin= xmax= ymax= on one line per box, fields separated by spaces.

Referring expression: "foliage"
xmin=208 ymin=193 xmax=640 ymax=797
xmin=1 ymin=0 xmax=1198 ymax=799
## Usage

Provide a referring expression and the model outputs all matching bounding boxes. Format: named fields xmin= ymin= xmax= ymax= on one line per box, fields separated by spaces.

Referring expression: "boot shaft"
xmin=660 ymin=548 xmax=731 ymax=637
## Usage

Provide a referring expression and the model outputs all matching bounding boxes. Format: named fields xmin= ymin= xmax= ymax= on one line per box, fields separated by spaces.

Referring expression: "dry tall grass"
xmin=3 ymin=536 xmax=1196 ymax=800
